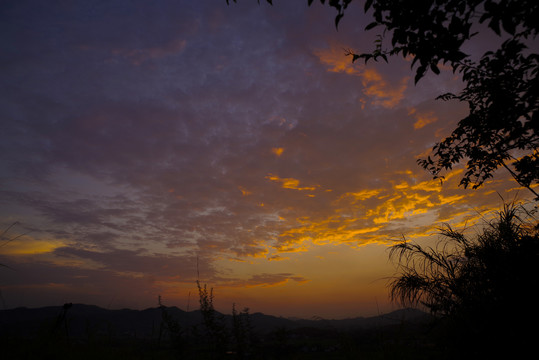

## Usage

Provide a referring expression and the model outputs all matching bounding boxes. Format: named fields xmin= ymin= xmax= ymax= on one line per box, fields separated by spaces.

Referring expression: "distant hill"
xmin=0 ymin=304 xmax=430 ymax=340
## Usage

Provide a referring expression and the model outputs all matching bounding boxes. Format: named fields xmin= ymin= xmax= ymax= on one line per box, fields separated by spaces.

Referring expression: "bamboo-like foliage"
xmin=231 ymin=303 xmax=253 ymax=357
xmin=157 ymin=295 xmax=182 ymax=349
xmin=389 ymin=203 xmax=537 ymax=315
xmin=1 ymin=222 xmax=27 ymax=269
xmin=196 ymin=280 xmax=228 ymax=354
xmin=388 ymin=228 xmax=470 ymax=316
xmin=388 ymin=202 xmax=539 ymax=354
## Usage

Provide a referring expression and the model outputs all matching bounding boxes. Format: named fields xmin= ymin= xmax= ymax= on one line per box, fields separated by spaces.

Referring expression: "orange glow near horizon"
xmin=1 ymin=237 xmax=70 ymax=256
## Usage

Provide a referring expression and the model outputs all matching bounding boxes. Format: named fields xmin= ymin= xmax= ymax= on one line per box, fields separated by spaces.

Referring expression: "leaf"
xmin=365 ymin=21 xmax=378 ymax=30
xmin=411 ymin=56 xmax=419 ymax=68
xmin=360 ymin=53 xmax=373 ymax=64
xmin=430 ymin=62 xmax=440 ymax=75
xmin=488 ymin=18 xmax=501 ymax=35
xmin=501 ymin=14 xmax=516 ymax=35
xmin=364 ymin=0 xmax=373 ymax=12
xmin=329 ymin=0 xmax=340 ymax=10
xmin=414 ymin=65 xmax=426 ymax=84
xmin=335 ymin=13 xmax=344 ymax=29
xmin=345 ymin=49 xmax=360 ymax=63
xmin=436 ymin=93 xmax=456 ymax=101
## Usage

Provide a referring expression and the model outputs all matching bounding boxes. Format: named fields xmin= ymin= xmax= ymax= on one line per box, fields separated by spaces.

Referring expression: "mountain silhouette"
xmin=0 ymin=303 xmax=429 ymax=340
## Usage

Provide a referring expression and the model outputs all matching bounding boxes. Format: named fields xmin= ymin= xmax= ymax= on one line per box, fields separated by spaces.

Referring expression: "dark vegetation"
xmin=0 ymin=222 xmax=26 ymax=270
xmin=0 ymin=301 xmax=434 ymax=359
xmin=388 ymin=203 xmax=539 ymax=358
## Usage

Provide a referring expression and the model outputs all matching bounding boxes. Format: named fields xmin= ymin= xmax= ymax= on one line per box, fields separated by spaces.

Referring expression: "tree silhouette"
xmin=388 ymin=203 xmax=539 ymax=357
xmin=196 ymin=281 xmax=228 ymax=355
xmin=231 ymin=0 xmax=539 ymax=197
xmin=418 ymin=38 xmax=539 ymax=197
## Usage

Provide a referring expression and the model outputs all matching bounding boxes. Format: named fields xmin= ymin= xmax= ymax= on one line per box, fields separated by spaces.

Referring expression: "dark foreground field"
xmin=0 ymin=304 xmax=454 ymax=359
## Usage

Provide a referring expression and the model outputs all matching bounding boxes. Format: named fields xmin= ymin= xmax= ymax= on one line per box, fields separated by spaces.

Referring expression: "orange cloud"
xmin=360 ymin=68 xmax=409 ymax=108
xmin=238 ymin=186 xmax=252 ymax=196
xmin=269 ymin=167 xmax=501 ymax=252
xmin=314 ymin=46 xmax=409 ymax=108
xmin=277 ymin=215 xmax=382 ymax=251
xmin=314 ymin=46 xmax=360 ymax=75
xmin=408 ymin=108 xmax=438 ymax=129
xmin=265 ymin=174 xmax=318 ymax=191
xmin=338 ymin=189 xmax=382 ymax=203
xmin=1 ymin=237 xmax=70 ymax=256
xmin=271 ymin=147 xmax=284 ymax=157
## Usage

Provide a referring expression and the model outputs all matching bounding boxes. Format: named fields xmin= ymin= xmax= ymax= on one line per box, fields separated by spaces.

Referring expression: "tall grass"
xmin=0 ymin=222 xmax=26 ymax=269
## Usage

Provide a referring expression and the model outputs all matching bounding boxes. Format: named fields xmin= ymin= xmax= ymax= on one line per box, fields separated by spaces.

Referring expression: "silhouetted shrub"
xmin=389 ymin=202 xmax=539 ymax=357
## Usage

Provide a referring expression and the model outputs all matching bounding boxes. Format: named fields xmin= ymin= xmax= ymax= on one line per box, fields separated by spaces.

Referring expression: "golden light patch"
xmin=338 ymin=189 xmax=382 ymax=202
xmin=396 ymin=169 xmax=415 ymax=176
xmin=361 ymin=69 xmax=409 ymax=108
xmin=314 ymin=45 xmax=408 ymax=108
xmin=2 ymin=238 xmax=69 ymax=255
xmin=359 ymin=97 xmax=367 ymax=109
xmin=265 ymin=174 xmax=318 ymax=191
xmin=277 ymin=215 xmax=383 ymax=250
xmin=274 ymin=242 xmax=311 ymax=253
xmin=238 ymin=186 xmax=252 ymax=196
xmin=271 ymin=147 xmax=284 ymax=157
xmin=438 ymin=194 xmax=466 ymax=205
xmin=441 ymin=168 xmax=465 ymax=182
xmin=411 ymin=179 xmax=442 ymax=192
xmin=394 ymin=182 xmax=409 ymax=190
xmin=367 ymin=190 xmax=436 ymax=225
xmin=413 ymin=111 xmax=438 ymax=129
xmin=313 ymin=46 xmax=361 ymax=75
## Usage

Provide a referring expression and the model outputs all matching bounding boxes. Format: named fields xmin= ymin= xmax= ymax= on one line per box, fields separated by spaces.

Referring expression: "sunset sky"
xmin=1 ymin=0 xmax=536 ymax=319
